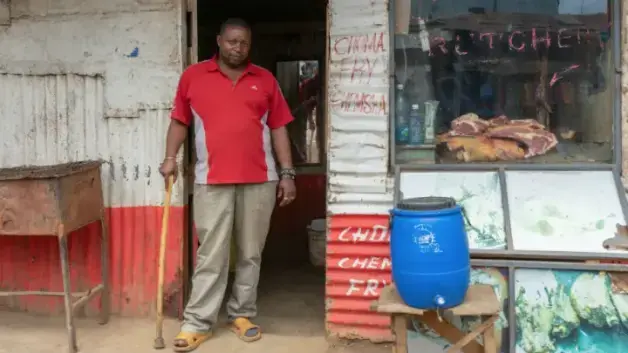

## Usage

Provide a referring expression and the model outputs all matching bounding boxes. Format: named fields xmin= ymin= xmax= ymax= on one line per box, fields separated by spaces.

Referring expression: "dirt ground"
xmin=0 ymin=313 xmax=391 ymax=353
xmin=0 ymin=265 xmax=392 ymax=353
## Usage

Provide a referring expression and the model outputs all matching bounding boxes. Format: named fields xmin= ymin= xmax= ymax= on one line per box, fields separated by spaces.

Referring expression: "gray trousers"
xmin=182 ymin=182 xmax=277 ymax=333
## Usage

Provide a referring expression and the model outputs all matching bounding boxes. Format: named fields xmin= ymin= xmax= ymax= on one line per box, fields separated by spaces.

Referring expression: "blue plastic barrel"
xmin=390 ymin=196 xmax=470 ymax=309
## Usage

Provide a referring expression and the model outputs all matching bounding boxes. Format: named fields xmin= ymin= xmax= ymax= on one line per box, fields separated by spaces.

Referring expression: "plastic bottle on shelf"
xmin=395 ymin=84 xmax=409 ymax=145
xmin=408 ymin=103 xmax=425 ymax=145
xmin=423 ymin=100 xmax=439 ymax=144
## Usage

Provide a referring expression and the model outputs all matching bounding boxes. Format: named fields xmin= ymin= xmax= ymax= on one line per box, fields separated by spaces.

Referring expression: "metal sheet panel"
xmin=326 ymin=214 xmax=393 ymax=341
xmin=0 ymin=73 xmax=184 ymax=207
xmin=327 ymin=0 xmax=393 ymax=215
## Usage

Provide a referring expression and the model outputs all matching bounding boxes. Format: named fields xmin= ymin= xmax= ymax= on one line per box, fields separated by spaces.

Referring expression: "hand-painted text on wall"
xmin=329 ymin=32 xmax=388 ymax=116
xmin=410 ymin=22 xmax=612 ymax=56
xmin=333 ymin=224 xmax=392 ymax=297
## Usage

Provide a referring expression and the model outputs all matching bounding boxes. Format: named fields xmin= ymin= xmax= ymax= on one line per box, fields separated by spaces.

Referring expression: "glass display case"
xmin=391 ymin=0 xmax=616 ymax=166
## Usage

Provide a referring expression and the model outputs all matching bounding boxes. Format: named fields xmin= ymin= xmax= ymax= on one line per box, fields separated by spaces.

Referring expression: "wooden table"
xmin=0 ymin=161 xmax=110 ymax=353
xmin=371 ymin=284 xmax=500 ymax=353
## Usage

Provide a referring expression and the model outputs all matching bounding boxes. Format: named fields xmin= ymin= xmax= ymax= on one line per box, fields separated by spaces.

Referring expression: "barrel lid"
xmin=396 ymin=196 xmax=456 ymax=211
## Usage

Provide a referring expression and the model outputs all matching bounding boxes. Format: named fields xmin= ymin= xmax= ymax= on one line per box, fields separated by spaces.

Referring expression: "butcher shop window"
xmin=392 ymin=0 xmax=614 ymax=164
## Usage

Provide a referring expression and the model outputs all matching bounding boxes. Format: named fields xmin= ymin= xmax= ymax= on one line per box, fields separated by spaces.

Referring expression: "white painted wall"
xmin=327 ymin=0 xmax=395 ymax=215
xmin=0 ymin=0 xmax=186 ymax=207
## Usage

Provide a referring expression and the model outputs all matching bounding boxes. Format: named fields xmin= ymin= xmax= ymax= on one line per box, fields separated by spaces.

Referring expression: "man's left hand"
xmin=277 ymin=178 xmax=297 ymax=207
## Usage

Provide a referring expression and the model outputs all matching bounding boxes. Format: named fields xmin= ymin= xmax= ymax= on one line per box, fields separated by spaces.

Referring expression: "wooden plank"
xmin=392 ymin=315 xmax=408 ymax=353
xmin=372 ymin=284 xmax=500 ymax=316
xmin=419 ymin=312 xmax=483 ymax=353
xmin=482 ymin=315 xmax=498 ymax=353
xmin=444 ymin=315 xmax=496 ymax=353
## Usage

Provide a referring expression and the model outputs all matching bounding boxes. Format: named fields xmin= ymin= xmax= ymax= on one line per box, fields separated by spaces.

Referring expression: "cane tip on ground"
xmin=153 ymin=337 xmax=166 ymax=349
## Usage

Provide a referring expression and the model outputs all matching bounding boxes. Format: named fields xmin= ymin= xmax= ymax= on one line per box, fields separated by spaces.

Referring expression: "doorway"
xmin=185 ymin=0 xmax=329 ymax=338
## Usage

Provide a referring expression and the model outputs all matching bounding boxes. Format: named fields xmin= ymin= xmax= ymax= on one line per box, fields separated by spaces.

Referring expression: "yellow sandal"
xmin=173 ymin=331 xmax=212 ymax=352
xmin=230 ymin=317 xmax=262 ymax=342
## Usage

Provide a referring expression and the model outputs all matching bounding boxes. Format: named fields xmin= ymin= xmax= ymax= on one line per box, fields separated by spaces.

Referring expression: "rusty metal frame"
xmin=468 ymin=258 xmax=628 ymax=353
xmin=0 ymin=161 xmax=109 ymax=353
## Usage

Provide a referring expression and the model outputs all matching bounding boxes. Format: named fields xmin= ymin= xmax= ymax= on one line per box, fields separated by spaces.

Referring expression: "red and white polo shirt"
xmin=170 ymin=58 xmax=294 ymax=184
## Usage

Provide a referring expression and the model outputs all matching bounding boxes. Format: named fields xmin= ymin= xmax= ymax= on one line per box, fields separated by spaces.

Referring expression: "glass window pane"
xmin=393 ymin=0 xmax=613 ymax=164
xmin=506 ymin=170 xmax=624 ymax=253
xmin=399 ymin=171 xmax=507 ymax=250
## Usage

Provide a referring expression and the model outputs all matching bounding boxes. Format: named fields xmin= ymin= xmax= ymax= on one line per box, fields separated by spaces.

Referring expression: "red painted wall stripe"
xmin=326 ymin=214 xmax=393 ymax=341
xmin=0 ymin=206 xmax=185 ymax=317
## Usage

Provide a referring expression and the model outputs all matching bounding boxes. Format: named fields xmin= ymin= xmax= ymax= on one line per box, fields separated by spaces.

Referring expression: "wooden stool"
xmin=371 ymin=284 xmax=500 ymax=353
xmin=0 ymin=161 xmax=110 ymax=353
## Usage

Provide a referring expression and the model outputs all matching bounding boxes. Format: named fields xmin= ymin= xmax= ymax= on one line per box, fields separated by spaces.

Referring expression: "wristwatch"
xmin=279 ymin=168 xmax=296 ymax=180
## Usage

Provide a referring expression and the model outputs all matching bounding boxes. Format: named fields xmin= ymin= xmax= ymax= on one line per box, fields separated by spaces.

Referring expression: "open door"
xmin=186 ymin=0 xmax=198 ymax=66
xmin=181 ymin=0 xmax=197 ymax=312
xmin=180 ymin=0 xmax=328 ymax=333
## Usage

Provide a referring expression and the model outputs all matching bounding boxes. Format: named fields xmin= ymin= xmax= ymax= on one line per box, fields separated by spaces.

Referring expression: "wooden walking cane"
xmin=154 ymin=175 xmax=174 ymax=349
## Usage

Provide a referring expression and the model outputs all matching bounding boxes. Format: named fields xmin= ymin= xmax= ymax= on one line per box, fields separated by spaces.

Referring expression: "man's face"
xmin=217 ymin=26 xmax=251 ymax=68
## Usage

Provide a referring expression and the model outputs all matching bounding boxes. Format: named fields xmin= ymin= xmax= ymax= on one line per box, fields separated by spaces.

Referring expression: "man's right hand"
xmin=159 ymin=158 xmax=178 ymax=188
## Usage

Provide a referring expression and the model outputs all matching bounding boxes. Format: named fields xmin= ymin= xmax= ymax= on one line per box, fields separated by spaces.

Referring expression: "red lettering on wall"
xmin=331 ymin=32 xmax=388 ymax=114
xmin=549 ymin=64 xmax=580 ymax=87
xmin=333 ymin=32 xmax=386 ymax=56
xmin=338 ymin=55 xmax=381 ymax=85
xmin=329 ymin=89 xmax=388 ymax=116
xmin=333 ymin=32 xmax=386 ymax=86
xmin=479 ymin=32 xmax=496 ymax=49
xmin=415 ymin=26 xmax=609 ymax=55
xmin=531 ymin=28 xmax=551 ymax=50
xmin=508 ymin=31 xmax=526 ymax=52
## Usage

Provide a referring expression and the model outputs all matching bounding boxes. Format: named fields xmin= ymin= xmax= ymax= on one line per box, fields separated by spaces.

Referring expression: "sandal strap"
xmin=232 ymin=317 xmax=259 ymax=331
xmin=175 ymin=331 xmax=210 ymax=341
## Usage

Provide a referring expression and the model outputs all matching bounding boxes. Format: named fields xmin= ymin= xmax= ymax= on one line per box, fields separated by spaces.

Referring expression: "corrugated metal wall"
xmin=0 ymin=74 xmax=185 ymax=316
xmin=327 ymin=0 xmax=393 ymax=216
xmin=0 ymin=73 xmax=182 ymax=205
xmin=326 ymin=0 xmax=394 ymax=341
xmin=326 ymin=215 xmax=392 ymax=341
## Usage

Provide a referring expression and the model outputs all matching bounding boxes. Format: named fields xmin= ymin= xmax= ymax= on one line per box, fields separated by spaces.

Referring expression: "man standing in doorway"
xmin=159 ymin=18 xmax=296 ymax=352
